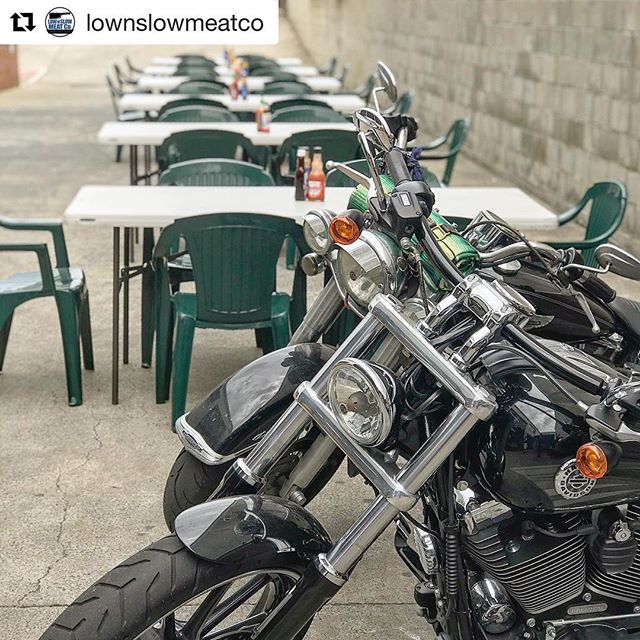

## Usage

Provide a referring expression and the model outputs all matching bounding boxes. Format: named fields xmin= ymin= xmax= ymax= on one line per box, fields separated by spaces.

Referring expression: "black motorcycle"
xmin=163 ymin=64 xmax=640 ymax=531
xmin=40 ymin=115 xmax=640 ymax=640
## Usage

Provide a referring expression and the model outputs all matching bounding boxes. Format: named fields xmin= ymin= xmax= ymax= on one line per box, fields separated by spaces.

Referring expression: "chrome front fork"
xmin=289 ymin=278 xmax=344 ymax=345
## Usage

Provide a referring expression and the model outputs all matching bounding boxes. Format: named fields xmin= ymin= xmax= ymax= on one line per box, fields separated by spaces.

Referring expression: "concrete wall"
xmin=287 ymin=0 xmax=640 ymax=249
xmin=0 ymin=46 xmax=18 ymax=91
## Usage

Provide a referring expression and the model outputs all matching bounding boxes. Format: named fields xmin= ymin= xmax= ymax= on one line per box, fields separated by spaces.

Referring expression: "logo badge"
xmin=45 ymin=7 xmax=75 ymax=37
xmin=554 ymin=459 xmax=596 ymax=500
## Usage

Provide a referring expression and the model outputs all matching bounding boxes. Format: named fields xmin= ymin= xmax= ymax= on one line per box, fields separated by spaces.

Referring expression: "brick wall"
xmin=287 ymin=0 xmax=640 ymax=249
xmin=0 ymin=46 xmax=18 ymax=91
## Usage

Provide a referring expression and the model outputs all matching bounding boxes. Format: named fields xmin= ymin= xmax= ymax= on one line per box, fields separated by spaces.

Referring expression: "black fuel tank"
xmin=475 ymin=342 xmax=640 ymax=513
xmin=488 ymin=262 xmax=616 ymax=342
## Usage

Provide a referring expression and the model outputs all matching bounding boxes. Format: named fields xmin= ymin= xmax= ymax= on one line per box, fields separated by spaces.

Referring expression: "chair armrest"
xmin=0 ymin=243 xmax=56 ymax=292
xmin=547 ymin=232 xmax=613 ymax=251
xmin=557 ymin=202 xmax=585 ymax=226
xmin=0 ymin=216 xmax=70 ymax=267
xmin=418 ymin=135 xmax=448 ymax=151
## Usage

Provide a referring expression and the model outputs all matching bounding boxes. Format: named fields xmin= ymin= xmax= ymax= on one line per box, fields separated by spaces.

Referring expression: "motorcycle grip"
xmin=581 ymin=272 xmax=616 ymax=303
xmin=386 ymin=149 xmax=411 ymax=184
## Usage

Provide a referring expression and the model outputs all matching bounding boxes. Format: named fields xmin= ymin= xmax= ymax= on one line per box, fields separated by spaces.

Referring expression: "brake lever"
xmin=325 ymin=160 xmax=369 ymax=188
xmin=566 ymin=282 xmax=600 ymax=334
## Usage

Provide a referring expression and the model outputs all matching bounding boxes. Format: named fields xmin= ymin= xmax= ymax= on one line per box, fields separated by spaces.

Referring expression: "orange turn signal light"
xmin=576 ymin=443 xmax=608 ymax=480
xmin=329 ymin=216 xmax=360 ymax=245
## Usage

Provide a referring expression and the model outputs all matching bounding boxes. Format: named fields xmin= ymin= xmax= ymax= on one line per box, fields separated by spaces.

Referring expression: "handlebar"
xmin=578 ymin=271 xmax=617 ymax=304
xmin=385 ymin=149 xmax=412 ymax=184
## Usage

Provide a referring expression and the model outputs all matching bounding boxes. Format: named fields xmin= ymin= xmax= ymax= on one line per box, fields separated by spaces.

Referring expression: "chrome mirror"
xmin=377 ymin=61 xmax=397 ymax=103
xmin=352 ymin=108 xmax=393 ymax=151
xmin=596 ymin=244 xmax=640 ymax=280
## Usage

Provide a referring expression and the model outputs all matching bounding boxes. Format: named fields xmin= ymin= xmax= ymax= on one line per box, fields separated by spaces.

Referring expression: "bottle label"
xmin=307 ymin=178 xmax=324 ymax=200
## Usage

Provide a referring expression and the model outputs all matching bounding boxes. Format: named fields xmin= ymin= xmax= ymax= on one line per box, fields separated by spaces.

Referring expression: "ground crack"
xmin=17 ymin=419 xmax=102 ymax=606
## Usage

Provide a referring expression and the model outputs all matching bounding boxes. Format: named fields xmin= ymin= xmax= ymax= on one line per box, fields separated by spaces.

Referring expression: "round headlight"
xmin=303 ymin=209 xmax=334 ymax=255
xmin=327 ymin=358 xmax=399 ymax=446
xmin=335 ymin=230 xmax=403 ymax=307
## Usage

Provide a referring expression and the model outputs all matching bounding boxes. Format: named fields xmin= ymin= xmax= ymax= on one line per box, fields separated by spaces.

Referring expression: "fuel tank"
xmin=484 ymin=262 xmax=617 ymax=342
xmin=474 ymin=341 xmax=640 ymax=513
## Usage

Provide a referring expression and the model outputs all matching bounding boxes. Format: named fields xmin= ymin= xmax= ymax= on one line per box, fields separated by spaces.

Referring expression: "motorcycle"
xmin=41 ymin=94 xmax=640 ymax=640
xmin=163 ymin=63 xmax=640 ymax=530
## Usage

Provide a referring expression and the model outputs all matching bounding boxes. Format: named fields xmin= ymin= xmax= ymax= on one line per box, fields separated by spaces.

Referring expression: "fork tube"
xmin=254 ymin=406 xmax=478 ymax=640
xmin=289 ymin=279 xmax=343 ymax=345
xmin=213 ymin=312 xmax=384 ymax=497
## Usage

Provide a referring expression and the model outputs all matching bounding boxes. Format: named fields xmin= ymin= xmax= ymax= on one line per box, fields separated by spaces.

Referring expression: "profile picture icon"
xmin=45 ymin=7 xmax=75 ymax=36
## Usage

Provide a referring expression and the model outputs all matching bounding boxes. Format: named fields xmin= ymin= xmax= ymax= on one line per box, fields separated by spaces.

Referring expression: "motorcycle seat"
xmin=609 ymin=296 xmax=640 ymax=339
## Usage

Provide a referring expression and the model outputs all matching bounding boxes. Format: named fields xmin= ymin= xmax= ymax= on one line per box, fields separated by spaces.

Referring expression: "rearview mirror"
xmin=352 ymin=108 xmax=393 ymax=151
xmin=377 ymin=61 xmax=397 ymax=103
xmin=595 ymin=244 xmax=640 ymax=280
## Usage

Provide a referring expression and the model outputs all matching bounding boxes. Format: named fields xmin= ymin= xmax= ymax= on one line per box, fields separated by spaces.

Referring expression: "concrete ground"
xmin=0 ymin=19 xmax=638 ymax=640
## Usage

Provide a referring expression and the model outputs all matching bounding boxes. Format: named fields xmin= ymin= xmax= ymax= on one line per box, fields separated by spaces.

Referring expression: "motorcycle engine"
xmin=460 ymin=482 xmax=640 ymax=633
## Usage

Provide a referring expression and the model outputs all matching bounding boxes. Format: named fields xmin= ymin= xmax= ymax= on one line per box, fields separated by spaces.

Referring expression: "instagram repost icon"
xmin=45 ymin=7 xmax=75 ymax=36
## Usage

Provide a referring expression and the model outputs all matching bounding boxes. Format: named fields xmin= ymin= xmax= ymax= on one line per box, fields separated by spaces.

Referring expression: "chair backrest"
xmin=270 ymin=98 xmax=335 ymax=113
xmin=442 ymin=118 xmax=470 ymax=185
xmin=262 ymin=81 xmax=312 ymax=95
xmin=159 ymin=159 xmax=274 ymax=186
xmin=356 ymin=74 xmax=376 ymax=103
xmin=249 ymin=66 xmax=294 ymax=78
xmin=156 ymin=97 xmax=228 ymax=119
xmin=271 ymin=106 xmax=347 ymax=123
xmin=156 ymin=130 xmax=262 ymax=171
xmin=581 ymin=181 xmax=628 ymax=266
xmin=112 ymin=63 xmax=128 ymax=90
xmin=177 ymin=54 xmax=212 ymax=63
xmin=175 ymin=66 xmax=219 ymax=79
xmin=325 ymin=159 xmax=442 ymax=189
xmin=158 ymin=105 xmax=239 ymax=123
xmin=274 ymin=129 xmax=360 ymax=183
xmin=170 ymin=80 xmax=228 ymax=95
xmin=320 ymin=56 xmax=338 ymax=76
xmin=384 ymin=91 xmax=414 ymax=116
xmin=154 ymin=213 xmax=304 ymax=324
xmin=336 ymin=63 xmax=350 ymax=84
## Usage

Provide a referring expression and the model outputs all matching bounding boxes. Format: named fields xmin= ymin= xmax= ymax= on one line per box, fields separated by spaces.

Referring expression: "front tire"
xmin=39 ymin=534 xmax=308 ymax=640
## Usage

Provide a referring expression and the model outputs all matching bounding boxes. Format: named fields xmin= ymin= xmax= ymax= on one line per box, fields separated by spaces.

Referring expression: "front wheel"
xmin=39 ymin=534 xmax=309 ymax=640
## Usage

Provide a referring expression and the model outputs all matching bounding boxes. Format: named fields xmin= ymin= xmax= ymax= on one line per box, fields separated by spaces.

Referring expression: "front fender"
xmin=176 ymin=343 xmax=335 ymax=465
xmin=175 ymin=495 xmax=332 ymax=568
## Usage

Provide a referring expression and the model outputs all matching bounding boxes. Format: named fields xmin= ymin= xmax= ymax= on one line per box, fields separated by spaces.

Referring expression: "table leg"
xmin=129 ymin=144 xmax=138 ymax=185
xmin=123 ymin=227 xmax=130 ymax=365
xmin=141 ymin=228 xmax=155 ymax=368
xmin=112 ymin=227 xmax=120 ymax=405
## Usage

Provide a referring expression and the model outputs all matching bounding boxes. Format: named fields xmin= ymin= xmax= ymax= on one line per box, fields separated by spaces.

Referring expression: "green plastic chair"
xmin=271 ymin=106 xmax=347 ymax=123
xmin=547 ymin=181 xmax=628 ymax=267
xmin=250 ymin=67 xmax=298 ymax=81
xmin=156 ymin=130 xmax=269 ymax=171
xmin=0 ymin=217 xmax=93 ymax=406
xmin=139 ymin=160 xmax=277 ymax=368
xmin=319 ymin=56 xmax=338 ymax=76
xmin=262 ymin=81 xmax=312 ymax=95
xmin=158 ymin=105 xmax=239 ymax=123
xmin=383 ymin=91 xmax=414 ymax=116
xmin=354 ymin=74 xmax=376 ymax=104
xmin=418 ymin=118 xmax=470 ymax=186
xmin=325 ymin=159 xmax=442 ymax=189
xmin=170 ymin=80 xmax=228 ymax=95
xmin=270 ymin=98 xmax=336 ymax=113
xmin=175 ymin=64 xmax=218 ymax=78
xmin=270 ymin=129 xmax=360 ymax=185
xmin=156 ymin=98 xmax=229 ymax=119
xmin=153 ymin=213 xmax=308 ymax=423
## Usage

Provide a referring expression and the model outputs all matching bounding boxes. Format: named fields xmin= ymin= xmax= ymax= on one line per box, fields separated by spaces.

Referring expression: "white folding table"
xmin=98 ymin=120 xmax=357 ymax=185
xmin=64 ymin=184 xmax=558 ymax=402
xmin=119 ymin=92 xmax=365 ymax=115
xmin=152 ymin=56 xmax=304 ymax=67
xmin=143 ymin=65 xmax=320 ymax=77
xmin=136 ymin=74 xmax=342 ymax=93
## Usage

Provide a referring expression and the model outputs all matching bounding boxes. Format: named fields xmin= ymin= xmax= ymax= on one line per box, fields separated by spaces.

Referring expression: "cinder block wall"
xmin=287 ymin=0 xmax=640 ymax=249
xmin=0 ymin=46 xmax=18 ymax=91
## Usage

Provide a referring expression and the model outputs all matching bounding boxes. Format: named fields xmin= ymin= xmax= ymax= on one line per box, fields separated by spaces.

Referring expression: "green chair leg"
xmin=270 ymin=293 xmax=291 ymax=351
xmin=285 ymin=237 xmax=297 ymax=270
xmin=155 ymin=302 xmax=174 ymax=404
xmin=0 ymin=310 xmax=14 ymax=371
xmin=171 ymin=311 xmax=196 ymax=425
xmin=255 ymin=327 xmax=273 ymax=353
xmin=55 ymin=293 xmax=83 ymax=407
xmin=79 ymin=294 xmax=94 ymax=371
xmin=116 ymin=145 xmax=123 ymax=163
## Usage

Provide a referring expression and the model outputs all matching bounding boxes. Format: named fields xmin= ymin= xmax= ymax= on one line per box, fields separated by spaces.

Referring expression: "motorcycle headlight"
xmin=327 ymin=358 xmax=399 ymax=446
xmin=335 ymin=230 xmax=403 ymax=307
xmin=303 ymin=209 xmax=334 ymax=255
